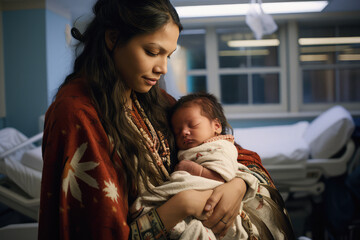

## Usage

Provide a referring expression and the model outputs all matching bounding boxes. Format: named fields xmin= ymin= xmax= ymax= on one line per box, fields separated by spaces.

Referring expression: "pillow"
xmin=303 ymin=105 xmax=355 ymax=159
xmin=234 ymin=121 xmax=310 ymax=165
xmin=21 ymin=146 xmax=43 ymax=172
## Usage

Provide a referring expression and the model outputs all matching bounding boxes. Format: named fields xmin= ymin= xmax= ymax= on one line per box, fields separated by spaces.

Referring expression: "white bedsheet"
xmin=0 ymin=128 xmax=42 ymax=199
xmin=0 ymin=128 xmax=34 ymax=175
xmin=234 ymin=121 xmax=310 ymax=166
xmin=21 ymin=147 xmax=43 ymax=172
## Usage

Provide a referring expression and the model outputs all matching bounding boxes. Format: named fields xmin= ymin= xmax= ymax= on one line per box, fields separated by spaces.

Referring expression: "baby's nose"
xmin=182 ymin=128 xmax=190 ymax=136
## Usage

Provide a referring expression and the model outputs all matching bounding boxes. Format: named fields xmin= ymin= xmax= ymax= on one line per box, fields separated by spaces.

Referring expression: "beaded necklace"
xmin=124 ymin=93 xmax=170 ymax=183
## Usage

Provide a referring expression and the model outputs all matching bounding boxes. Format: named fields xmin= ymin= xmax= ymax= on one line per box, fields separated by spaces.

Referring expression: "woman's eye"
xmin=146 ymin=50 xmax=158 ymax=57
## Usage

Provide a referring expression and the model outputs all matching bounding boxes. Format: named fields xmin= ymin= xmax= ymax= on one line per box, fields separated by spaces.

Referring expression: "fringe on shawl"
xmin=242 ymin=184 xmax=296 ymax=240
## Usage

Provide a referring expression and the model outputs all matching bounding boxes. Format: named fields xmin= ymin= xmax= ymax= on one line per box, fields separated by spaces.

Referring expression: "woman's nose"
xmin=154 ymin=57 xmax=168 ymax=75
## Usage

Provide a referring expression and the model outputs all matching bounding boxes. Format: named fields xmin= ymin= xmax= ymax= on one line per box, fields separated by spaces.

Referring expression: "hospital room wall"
xmin=0 ymin=8 xmax=71 ymax=137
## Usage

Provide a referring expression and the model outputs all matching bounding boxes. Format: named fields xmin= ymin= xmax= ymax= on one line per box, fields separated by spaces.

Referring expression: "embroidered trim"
xmin=130 ymin=208 xmax=168 ymax=240
xmin=124 ymin=93 xmax=170 ymax=183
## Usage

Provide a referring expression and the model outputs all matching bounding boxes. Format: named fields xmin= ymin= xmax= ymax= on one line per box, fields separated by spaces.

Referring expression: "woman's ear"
xmin=213 ymin=118 xmax=222 ymax=135
xmin=105 ymin=30 xmax=119 ymax=51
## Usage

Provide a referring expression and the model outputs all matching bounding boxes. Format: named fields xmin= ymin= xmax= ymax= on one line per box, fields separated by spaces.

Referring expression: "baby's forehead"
xmin=176 ymin=101 xmax=201 ymax=112
xmin=173 ymin=104 xmax=202 ymax=117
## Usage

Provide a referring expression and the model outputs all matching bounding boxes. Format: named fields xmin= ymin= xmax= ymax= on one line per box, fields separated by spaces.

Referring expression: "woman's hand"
xmin=156 ymin=189 xmax=213 ymax=231
xmin=188 ymin=189 xmax=214 ymax=220
xmin=202 ymin=178 xmax=247 ymax=238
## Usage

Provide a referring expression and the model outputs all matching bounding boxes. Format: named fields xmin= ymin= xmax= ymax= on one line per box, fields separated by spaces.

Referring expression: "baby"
xmin=131 ymin=93 xmax=290 ymax=240
xmin=170 ymin=92 xmax=239 ymax=183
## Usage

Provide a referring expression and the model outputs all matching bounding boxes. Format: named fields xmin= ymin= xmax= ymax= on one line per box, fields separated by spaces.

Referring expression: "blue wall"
xmin=3 ymin=9 xmax=47 ymax=137
xmin=1 ymin=9 xmax=71 ymax=137
xmin=45 ymin=10 xmax=72 ymax=104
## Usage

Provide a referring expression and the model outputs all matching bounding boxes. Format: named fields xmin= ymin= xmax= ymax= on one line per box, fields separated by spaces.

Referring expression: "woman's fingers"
xmin=217 ymin=208 xmax=238 ymax=238
xmin=207 ymin=199 xmax=239 ymax=237
xmin=202 ymin=178 xmax=246 ymax=237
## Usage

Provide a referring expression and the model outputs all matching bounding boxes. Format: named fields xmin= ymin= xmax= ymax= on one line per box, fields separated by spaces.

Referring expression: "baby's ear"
xmin=105 ymin=30 xmax=119 ymax=51
xmin=214 ymin=118 xmax=222 ymax=135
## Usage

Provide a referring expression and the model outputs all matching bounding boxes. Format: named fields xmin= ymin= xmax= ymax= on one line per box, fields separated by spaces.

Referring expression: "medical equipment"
xmin=0 ymin=105 xmax=357 ymax=239
xmin=234 ymin=105 xmax=356 ymax=199
xmin=0 ymin=128 xmax=42 ymax=220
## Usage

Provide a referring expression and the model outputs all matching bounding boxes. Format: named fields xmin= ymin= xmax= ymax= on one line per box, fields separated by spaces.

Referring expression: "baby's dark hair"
xmin=170 ymin=92 xmax=233 ymax=135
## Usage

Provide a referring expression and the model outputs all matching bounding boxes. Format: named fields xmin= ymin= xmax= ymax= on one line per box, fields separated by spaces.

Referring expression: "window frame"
xmin=295 ymin=21 xmax=360 ymax=112
xmin=177 ymin=13 xmax=360 ymax=119
xmin=201 ymin=24 xmax=288 ymax=116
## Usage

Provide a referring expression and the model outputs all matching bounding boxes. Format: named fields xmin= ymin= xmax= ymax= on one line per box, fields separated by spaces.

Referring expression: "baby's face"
xmin=171 ymin=105 xmax=221 ymax=150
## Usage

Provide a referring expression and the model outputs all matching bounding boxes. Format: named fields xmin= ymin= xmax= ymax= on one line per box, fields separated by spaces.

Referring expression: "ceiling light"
xmin=219 ymin=49 xmax=270 ymax=56
xmin=300 ymin=45 xmax=351 ymax=53
xmin=228 ymin=39 xmax=280 ymax=47
xmin=175 ymin=1 xmax=328 ymax=18
xmin=299 ymin=36 xmax=360 ymax=45
xmin=300 ymin=54 xmax=329 ymax=61
xmin=338 ymin=54 xmax=360 ymax=61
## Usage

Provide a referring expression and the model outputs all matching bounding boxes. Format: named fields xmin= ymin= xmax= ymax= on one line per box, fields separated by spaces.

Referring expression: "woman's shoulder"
xmin=46 ymin=79 xmax=98 ymax=124
xmin=160 ymin=88 xmax=177 ymax=106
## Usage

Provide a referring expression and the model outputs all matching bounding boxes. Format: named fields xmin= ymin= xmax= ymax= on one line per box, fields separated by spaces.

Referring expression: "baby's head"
xmin=170 ymin=92 xmax=232 ymax=150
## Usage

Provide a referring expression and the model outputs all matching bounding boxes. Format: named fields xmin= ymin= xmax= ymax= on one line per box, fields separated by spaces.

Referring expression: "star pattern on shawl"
xmin=62 ymin=142 xmax=100 ymax=202
xmin=103 ymin=180 xmax=119 ymax=203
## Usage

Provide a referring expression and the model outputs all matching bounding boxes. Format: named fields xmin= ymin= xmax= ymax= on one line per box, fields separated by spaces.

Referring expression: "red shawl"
xmin=38 ymin=79 xmax=274 ymax=239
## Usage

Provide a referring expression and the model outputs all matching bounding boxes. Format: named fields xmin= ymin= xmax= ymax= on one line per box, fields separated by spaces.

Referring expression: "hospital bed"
xmin=0 ymin=106 xmax=356 ymax=211
xmin=233 ymin=105 xmax=357 ymax=199
xmin=0 ymin=105 xmax=357 ymax=239
xmin=0 ymin=128 xmax=43 ymax=221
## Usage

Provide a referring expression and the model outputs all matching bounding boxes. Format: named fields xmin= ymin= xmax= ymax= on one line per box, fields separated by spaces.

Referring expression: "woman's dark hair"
xmin=170 ymin=92 xmax=233 ymax=135
xmin=58 ymin=0 xmax=182 ymax=200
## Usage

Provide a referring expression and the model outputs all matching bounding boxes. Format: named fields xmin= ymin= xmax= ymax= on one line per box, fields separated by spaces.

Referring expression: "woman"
xmin=39 ymin=0 xmax=288 ymax=239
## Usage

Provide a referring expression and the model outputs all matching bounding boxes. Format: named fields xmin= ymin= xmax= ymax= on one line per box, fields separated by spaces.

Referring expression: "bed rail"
xmin=0 ymin=132 xmax=43 ymax=159
xmin=0 ymin=181 xmax=39 ymax=220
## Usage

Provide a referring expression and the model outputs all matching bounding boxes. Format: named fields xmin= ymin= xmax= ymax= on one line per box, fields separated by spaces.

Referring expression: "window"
xmin=174 ymin=26 xmax=287 ymax=115
xmin=171 ymin=18 xmax=360 ymax=117
xmin=216 ymin=27 xmax=283 ymax=109
xmin=173 ymin=30 xmax=207 ymax=94
xmin=298 ymin=23 xmax=360 ymax=110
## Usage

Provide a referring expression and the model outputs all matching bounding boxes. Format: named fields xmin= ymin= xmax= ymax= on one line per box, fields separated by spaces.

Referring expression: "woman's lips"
xmin=144 ymin=77 xmax=158 ymax=86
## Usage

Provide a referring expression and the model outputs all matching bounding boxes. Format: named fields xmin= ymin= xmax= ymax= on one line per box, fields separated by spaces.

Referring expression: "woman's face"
xmin=111 ymin=21 xmax=180 ymax=96
xmin=171 ymin=104 xmax=222 ymax=150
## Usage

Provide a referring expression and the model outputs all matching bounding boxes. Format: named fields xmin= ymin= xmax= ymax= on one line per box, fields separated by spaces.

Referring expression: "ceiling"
xmin=65 ymin=0 xmax=360 ymax=19
xmin=2 ymin=0 xmax=360 ymax=20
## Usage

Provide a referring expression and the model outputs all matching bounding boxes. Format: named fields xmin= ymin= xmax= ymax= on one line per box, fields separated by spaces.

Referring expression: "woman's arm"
xmin=201 ymin=143 xmax=276 ymax=238
xmin=157 ymin=189 xmax=214 ymax=230
xmin=202 ymin=178 xmax=247 ymax=237
xmin=129 ymin=189 xmax=214 ymax=239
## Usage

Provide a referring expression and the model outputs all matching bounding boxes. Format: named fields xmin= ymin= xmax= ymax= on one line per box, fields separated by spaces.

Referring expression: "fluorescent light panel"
xmin=300 ymin=54 xmax=360 ymax=62
xmin=176 ymin=1 xmax=328 ymax=18
xmin=338 ymin=54 xmax=360 ymax=61
xmin=219 ymin=49 xmax=270 ymax=56
xmin=299 ymin=36 xmax=360 ymax=45
xmin=300 ymin=45 xmax=351 ymax=53
xmin=300 ymin=54 xmax=328 ymax=61
xmin=228 ymin=39 xmax=280 ymax=47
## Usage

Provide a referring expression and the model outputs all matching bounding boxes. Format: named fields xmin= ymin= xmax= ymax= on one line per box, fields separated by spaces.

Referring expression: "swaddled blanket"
xmin=131 ymin=138 xmax=288 ymax=239
xmin=177 ymin=136 xmax=238 ymax=182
